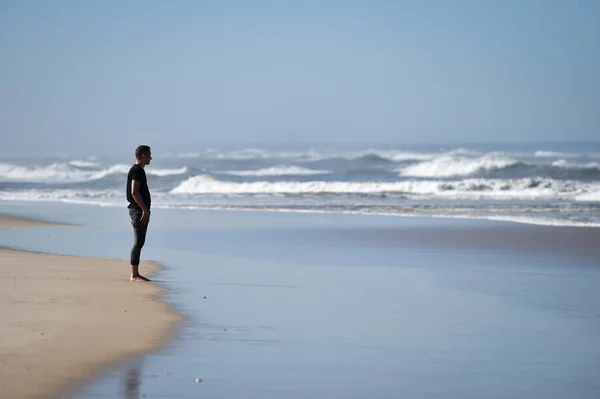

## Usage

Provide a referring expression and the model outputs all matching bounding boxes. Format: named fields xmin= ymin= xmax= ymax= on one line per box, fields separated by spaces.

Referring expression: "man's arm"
xmin=131 ymin=180 xmax=150 ymax=224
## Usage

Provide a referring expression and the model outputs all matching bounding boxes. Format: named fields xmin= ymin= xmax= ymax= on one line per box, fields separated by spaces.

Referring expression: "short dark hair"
xmin=135 ymin=145 xmax=151 ymax=159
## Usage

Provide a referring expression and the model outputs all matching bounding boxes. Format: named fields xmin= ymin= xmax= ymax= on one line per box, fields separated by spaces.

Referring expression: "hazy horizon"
xmin=3 ymin=139 xmax=600 ymax=159
xmin=2 ymin=0 xmax=599 ymax=154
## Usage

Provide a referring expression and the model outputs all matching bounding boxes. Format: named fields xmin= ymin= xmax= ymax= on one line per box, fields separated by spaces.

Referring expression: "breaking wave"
xmin=2 ymin=146 xmax=598 ymax=228
xmin=551 ymin=160 xmax=600 ymax=170
xmin=0 ymin=162 xmax=188 ymax=183
xmin=397 ymin=154 xmax=520 ymax=177
xmin=535 ymin=150 xmax=579 ymax=158
xmin=170 ymin=174 xmax=600 ymax=201
xmin=68 ymin=160 xmax=99 ymax=168
xmin=219 ymin=165 xmax=331 ymax=177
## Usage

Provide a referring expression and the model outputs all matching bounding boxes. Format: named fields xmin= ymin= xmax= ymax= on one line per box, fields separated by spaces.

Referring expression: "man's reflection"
xmin=123 ymin=360 xmax=142 ymax=399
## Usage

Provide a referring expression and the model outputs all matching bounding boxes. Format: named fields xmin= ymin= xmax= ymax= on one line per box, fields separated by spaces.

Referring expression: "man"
xmin=127 ymin=145 xmax=152 ymax=281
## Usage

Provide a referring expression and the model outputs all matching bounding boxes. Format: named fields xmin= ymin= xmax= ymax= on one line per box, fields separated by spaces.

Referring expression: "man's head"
xmin=135 ymin=145 xmax=152 ymax=166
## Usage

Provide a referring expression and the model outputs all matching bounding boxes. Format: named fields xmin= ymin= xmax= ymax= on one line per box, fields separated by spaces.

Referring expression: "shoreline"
xmin=2 ymin=199 xmax=600 ymax=229
xmin=0 ymin=214 xmax=182 ymax=399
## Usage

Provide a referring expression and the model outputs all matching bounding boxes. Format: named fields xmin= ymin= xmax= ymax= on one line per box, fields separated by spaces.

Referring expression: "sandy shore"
xmin=0 ymin=213 xmax=69 ymax=228
xmin=0 ymin=215 xmax=181 ymax=399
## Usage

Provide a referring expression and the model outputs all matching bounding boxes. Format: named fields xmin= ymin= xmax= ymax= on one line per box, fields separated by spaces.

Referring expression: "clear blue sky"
xmin=1 ymin=0 xmax=599 ymax=153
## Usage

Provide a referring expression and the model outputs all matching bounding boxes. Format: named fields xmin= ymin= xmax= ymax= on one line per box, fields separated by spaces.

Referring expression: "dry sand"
xmin=0 ymin=214 xmax=181 ymax=399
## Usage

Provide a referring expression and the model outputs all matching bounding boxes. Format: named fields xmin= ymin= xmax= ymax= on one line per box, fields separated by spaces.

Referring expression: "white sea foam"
xmin=68 ymin=160 xmax=99 ymax=167
xmin=3 ymin=180 xmax=599 ymax=227
xmin=535 ymin=150 xmax=579 ymax=158
xmin=91 ymin=164 xmax=131 ymax=178
xmin=146 ymin=166 xmax=189 ymax=176
xmin=170 ymin=175 xmax=600 ymax=201
xmin=386 ymin=152 xmax=437 ymax=161
xmin=170 ymin=175 xmax=407 ymax=195
xmin=0 ymin=188 xmax=121 ymax=201
xmin=397 ymin=154 xmax=519 ymax=177
xmin=551 ymin=159 xmax=568 ymax=167
xmin=0 ymin=163 xmax=96 ymax=183
xmin=0 ymin=162 xmax=188 ymax=183
xmin=352 ymin=149 xmax=436 ymax=162
xmin=445 ymin=148 xmax=482 ymax=156
xmin=220 ymin=165 xmax=331 ymax=177
xmin=551 ymin=160 xmax=600 ymax=170
xmin=576 ymin=191 xmax=600 ymax=202
xmin=5 ymin=176 xmax=596 ymax=204
xmin=4 ymin=187 xmax=599 ymax=228
xmin=91 ymin=164 xmax=188 ymax=177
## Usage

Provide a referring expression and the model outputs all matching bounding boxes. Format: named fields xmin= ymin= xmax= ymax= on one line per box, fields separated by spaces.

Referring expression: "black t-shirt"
xmin=126 ymin=164 xmax=151 ymax=209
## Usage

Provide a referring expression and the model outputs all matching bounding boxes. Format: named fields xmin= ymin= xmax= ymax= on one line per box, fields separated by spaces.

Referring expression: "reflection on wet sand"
xmin=123 ymin=361 xmax=142 ymax=399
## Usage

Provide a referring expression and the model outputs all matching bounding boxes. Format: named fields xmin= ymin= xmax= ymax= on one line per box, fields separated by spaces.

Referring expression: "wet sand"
xmin=0 ymin=213 xmax=69 ymax=228
xmin=2 ymin=205 xmax=600 ymax=398
xmin=306 ymin=221 xmax=600 ymax=259
xmin=0 ymin=214 xmax=181 ymax=399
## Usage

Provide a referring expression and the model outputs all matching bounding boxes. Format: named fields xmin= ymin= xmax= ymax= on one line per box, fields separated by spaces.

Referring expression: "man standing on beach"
xmin=127 ymin=145 xmax=152 ymax=282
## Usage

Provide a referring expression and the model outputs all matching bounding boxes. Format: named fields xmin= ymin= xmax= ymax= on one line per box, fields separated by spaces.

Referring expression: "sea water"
xmin=1 ymin=142 xmax=600 ymax=227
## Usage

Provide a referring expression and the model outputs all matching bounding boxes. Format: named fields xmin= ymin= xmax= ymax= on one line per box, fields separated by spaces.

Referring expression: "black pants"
xmin=129 ymin=208 xmax=148 ymax=266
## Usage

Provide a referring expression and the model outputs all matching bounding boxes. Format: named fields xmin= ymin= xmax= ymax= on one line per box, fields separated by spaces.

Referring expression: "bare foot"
xmin=130 ymin=275 xmax=151 ymax=282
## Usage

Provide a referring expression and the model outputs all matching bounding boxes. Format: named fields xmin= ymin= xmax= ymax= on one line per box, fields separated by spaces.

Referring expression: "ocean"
xmin=1 ymin=142 xmax=600 ymax=227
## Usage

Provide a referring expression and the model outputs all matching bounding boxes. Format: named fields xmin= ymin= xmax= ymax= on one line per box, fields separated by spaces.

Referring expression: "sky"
xmin=1 ymin=0 xmax=599 ymax=153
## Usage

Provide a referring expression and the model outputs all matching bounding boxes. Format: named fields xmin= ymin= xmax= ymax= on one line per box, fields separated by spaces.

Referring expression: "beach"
xmin=1 ymin=202 xmax=599 ymax=398
xmin=0 ymin=214 xmax=181 ymax=399
xmin=3 ymin=0 xmax=599 ymax=395
xmin=2 ymin=0 xmax=599 ymax=395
